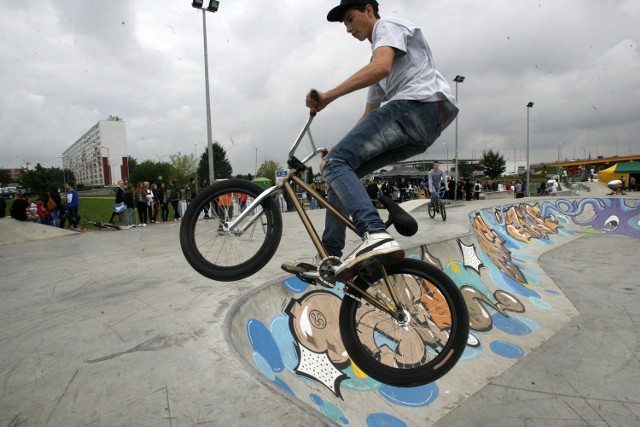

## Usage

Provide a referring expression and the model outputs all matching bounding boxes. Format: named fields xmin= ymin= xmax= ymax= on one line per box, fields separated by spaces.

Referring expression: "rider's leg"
xmin=321 ymin=187 xmax=348 ymax=258
xmin=322 ymin=101 xmax=443 ymax=279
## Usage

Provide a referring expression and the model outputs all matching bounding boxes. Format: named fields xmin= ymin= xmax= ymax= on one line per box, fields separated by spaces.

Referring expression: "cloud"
xmin=1 ymin=0 xmax=639 ymax=174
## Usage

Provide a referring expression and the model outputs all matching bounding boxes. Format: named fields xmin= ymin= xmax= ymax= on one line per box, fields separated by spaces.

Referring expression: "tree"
xmin=20 ymin=163 xmax=68 ymax=194
xmin=127 ymin=156 xmax=138 ymax=177
xmin=456 ymin=159 xmax=474 ymax=179
xmin=168 ymin=152 xmax=197 ymax=186
xmin=197 ymin=142 xmax=233 ymax=181
xmin=0 ymin=169 xmax=11 ymax=186
xmin=256 ymin=160 xmax=282 ymax=183
xmin=481 ymin=149 xmax=506 ymax=179
xmin=129 ymin=159 xmax=172 ymax=186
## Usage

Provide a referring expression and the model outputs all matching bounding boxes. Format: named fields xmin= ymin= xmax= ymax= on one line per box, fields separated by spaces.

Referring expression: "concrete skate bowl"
xmin=225 ymin=197 xmax=640 ymax=426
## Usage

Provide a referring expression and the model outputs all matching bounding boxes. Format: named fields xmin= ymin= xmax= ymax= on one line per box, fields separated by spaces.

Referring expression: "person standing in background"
xmin=65 ymin=181 xmax=80 ymax=230
xmin=124 ymin=183 xmax=136 ymax=228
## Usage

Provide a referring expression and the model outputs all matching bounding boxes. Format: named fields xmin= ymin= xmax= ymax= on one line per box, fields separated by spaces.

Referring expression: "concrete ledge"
xmin=547 ymin=190 xmax=574 ymax=196
xmin=479 ymin=191 xmax=514 ymax=200
xmin=0 ymin=217 xmax=77 ymax=246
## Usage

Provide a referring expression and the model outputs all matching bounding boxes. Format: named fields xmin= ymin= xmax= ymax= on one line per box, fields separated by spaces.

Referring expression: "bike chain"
xmin=316 ymin=256 xmax=397 ymax=319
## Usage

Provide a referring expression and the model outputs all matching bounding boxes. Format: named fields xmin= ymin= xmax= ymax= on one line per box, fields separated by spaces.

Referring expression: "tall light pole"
xmin=526 ymin=102 xmax=534 ymax=196
xmin=443 ymin=142 xmax=448 ymax=172
xmin=510 ymin=147 xmax=516 ymax=175
xmin=578 ymin=147 xmax=586 ymax=160
xmin=254 ymin=147 xmax=258 ymax=176
xmin=194 ymin=143 xmax=198 ymax=191
xmin=192 ymin=0 xmax=219 ymax=183
xmin=57 ymin=156 xmax=66 ymax=188
xmin=453 ymin=75 xmax=465 ymax=201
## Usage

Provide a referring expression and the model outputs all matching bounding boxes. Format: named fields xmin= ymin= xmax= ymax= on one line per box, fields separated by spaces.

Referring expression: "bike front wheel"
xmin=179 ymin=179 xmax=282 ymax=282
xmin=440 ymin=202 xmax=447 ymax=221
xmin=427 ymin=201 xmax=436 ymax=218
xmin=339 ymin=258 xmax=468 ymax=387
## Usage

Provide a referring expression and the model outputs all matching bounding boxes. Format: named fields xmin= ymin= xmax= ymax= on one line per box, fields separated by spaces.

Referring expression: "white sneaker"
xmin=334 ymin=231 xmax=404 ymax=282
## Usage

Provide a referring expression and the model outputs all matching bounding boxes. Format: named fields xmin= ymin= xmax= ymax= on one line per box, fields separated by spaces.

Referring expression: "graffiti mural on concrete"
xmin=242 ymin=198 xmax=640 ymax=426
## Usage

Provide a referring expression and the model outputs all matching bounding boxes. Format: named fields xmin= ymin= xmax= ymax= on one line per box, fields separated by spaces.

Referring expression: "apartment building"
xmin=62 ymin=115 xmax=129 ymax=187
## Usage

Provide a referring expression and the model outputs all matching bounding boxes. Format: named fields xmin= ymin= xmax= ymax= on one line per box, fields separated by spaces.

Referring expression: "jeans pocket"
xmin=395 ymin=102 xmax=442 ymax=148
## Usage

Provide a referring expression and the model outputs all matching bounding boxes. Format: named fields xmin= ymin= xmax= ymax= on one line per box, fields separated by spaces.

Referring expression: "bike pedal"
xmin=281 ymin=262 xmax=319 ymax=285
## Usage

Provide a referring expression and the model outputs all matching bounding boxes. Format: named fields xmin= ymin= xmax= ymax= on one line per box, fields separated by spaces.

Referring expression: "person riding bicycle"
xmin=607 ymin=178 xmax=625 ymax=195
xmin=305 ymin=0 xmax=458 ymax=281
xmin=427 ymin=161 xmax=447 ymax=212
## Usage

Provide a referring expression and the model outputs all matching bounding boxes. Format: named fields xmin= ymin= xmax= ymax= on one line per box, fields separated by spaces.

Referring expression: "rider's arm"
xmin=307 ymin=46 xmax=395 ymax=114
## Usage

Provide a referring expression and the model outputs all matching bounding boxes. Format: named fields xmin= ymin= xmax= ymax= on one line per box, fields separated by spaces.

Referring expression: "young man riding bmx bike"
xmin=306 ymin=0 xmax=458 ymax=281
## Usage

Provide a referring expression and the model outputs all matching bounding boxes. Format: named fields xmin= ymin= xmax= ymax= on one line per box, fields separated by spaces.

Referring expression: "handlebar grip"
xmin=309 ymin=89 xmax=319 ymax=117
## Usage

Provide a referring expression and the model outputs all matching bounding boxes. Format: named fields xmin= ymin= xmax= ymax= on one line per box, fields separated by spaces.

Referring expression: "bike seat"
xmin=378 ymin=195 xmax=418 ymax=237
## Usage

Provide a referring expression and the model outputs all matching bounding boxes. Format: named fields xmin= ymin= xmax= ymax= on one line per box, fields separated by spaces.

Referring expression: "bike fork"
xmin=344 ymin=261 xmax=405 ymax=321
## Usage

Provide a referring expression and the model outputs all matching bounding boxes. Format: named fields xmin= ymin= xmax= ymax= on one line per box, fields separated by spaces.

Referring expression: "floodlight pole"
xmin=526 ymin=101 xmax=534 ymax=196
xmin=453 ymin=75 xmax=465 ymax=201
xmin=192 ymin=0 xmax=219 ymax=183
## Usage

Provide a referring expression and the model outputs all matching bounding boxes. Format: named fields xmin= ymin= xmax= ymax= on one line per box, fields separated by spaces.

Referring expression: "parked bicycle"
xmin=180 ymin=112 xmax=468 ymax=387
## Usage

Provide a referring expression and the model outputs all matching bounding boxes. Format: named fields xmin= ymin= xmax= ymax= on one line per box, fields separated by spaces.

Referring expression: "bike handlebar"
xmin=287 ymin=89 xmax=325 ymax=163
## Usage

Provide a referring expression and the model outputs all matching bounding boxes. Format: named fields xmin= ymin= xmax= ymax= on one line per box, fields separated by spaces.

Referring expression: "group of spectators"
xmin=0 ymin=182 xmax=81 ymax=229
xmin=110 ymin=178 xmax=194 ymax=229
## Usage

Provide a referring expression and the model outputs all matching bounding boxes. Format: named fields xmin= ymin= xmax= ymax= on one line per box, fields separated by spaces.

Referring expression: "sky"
xmin=1 ymin=0 xmax=639 ymax=176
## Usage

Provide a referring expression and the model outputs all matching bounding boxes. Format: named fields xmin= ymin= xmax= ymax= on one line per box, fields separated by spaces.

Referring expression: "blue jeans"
xmin=430 ymin=188 xmax=442 ymax=205
xmin=126 ymin=207 xmax=134 ymax=226
xmin=321 ymin=100 xmax=444 ymax=257
xmin=50 ymin=209 xmax=60 ymax=227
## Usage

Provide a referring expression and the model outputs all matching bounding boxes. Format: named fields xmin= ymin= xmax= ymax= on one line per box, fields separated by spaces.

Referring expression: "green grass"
xmin=77 ymin=195 xmax=120 ymax=229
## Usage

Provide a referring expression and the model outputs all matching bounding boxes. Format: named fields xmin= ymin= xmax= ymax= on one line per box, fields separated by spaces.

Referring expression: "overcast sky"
xmin=1 ymin=0 xmax=639 ymax=176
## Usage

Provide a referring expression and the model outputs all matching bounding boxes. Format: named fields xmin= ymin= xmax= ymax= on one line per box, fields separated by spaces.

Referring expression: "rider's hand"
xmin=319 ymin=148 xmax=330 ymax=172
xmin=306 ymin=89 xmax=326 ymax=116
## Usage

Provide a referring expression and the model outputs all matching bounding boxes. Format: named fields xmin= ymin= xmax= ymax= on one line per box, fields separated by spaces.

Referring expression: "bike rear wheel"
xmin=440 ymin=202 xmax=447 ymax=221
xmin=179 ymin=180 xmax=282 ymax=282
xmin=339 ymin=258 xmax=468 ymax=387
xmin=427 ymin=201 xmax=436 ymax=218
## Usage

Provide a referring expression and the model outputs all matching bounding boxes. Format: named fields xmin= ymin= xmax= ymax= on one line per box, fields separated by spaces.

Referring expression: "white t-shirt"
xmin=367 ymin=17 xmax=454 ymax=105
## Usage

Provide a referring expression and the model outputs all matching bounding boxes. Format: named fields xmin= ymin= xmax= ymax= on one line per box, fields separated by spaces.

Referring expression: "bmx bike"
xmin=428 ymin=187 xmax=447 ymax=221
xmin=180 ymin=107 xmax=468 ymax=387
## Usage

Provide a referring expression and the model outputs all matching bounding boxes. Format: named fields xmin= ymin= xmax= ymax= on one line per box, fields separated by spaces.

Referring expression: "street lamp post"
xmin=526 ymin=102 xmax=534 ymax=196
xmin=578 ymin=147 xmax=586 ymax=159
xmin=510 ymin=147 xmax=516 ymax=175
xmin=254 ymin=147 xmax=258 ymax=176
xmin=443 ymin=142 xmax=448 ymax=172
xmin=194 ymin=143 xmax=198 ymax=191
xmin=453 ymin=75 xmax=465 ymax=201
xmin=192 ymin=0 xmax=219 ymax=183
xmin=57 ymin=156 xmax=66 ymax=188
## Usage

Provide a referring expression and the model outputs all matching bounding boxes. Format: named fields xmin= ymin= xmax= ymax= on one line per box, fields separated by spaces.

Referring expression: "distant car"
xmin=472 ymin=171 xmax=485 ymax=177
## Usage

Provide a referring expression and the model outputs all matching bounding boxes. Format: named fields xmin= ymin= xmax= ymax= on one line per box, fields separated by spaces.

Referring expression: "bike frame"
xmin=224 ymin=115 xmax=399 ymax=314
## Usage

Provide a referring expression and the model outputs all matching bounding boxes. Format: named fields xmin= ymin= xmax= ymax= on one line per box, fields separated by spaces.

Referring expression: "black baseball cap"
xmin=327 ymin=0 xmax=379 ymax=22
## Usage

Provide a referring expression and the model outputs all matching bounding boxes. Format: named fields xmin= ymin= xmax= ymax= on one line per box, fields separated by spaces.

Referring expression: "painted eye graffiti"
xmin=603 ymin=215 xmax=619 ymax=231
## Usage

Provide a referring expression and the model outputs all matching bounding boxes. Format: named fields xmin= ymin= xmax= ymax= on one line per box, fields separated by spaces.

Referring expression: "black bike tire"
xmin=339 ymin=258 xmax=468 ymax=387
xmin=427 ymin=201 xmax=436 ymax=218
xmin=440 ymin=202 xmax=447 ymax=221
xmin=179 ymin=179 xmax=282 ymax=282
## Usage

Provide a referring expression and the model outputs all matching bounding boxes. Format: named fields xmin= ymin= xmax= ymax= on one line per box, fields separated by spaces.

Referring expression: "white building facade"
xmin=63 ymin=116 xmax=129 ymax=187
